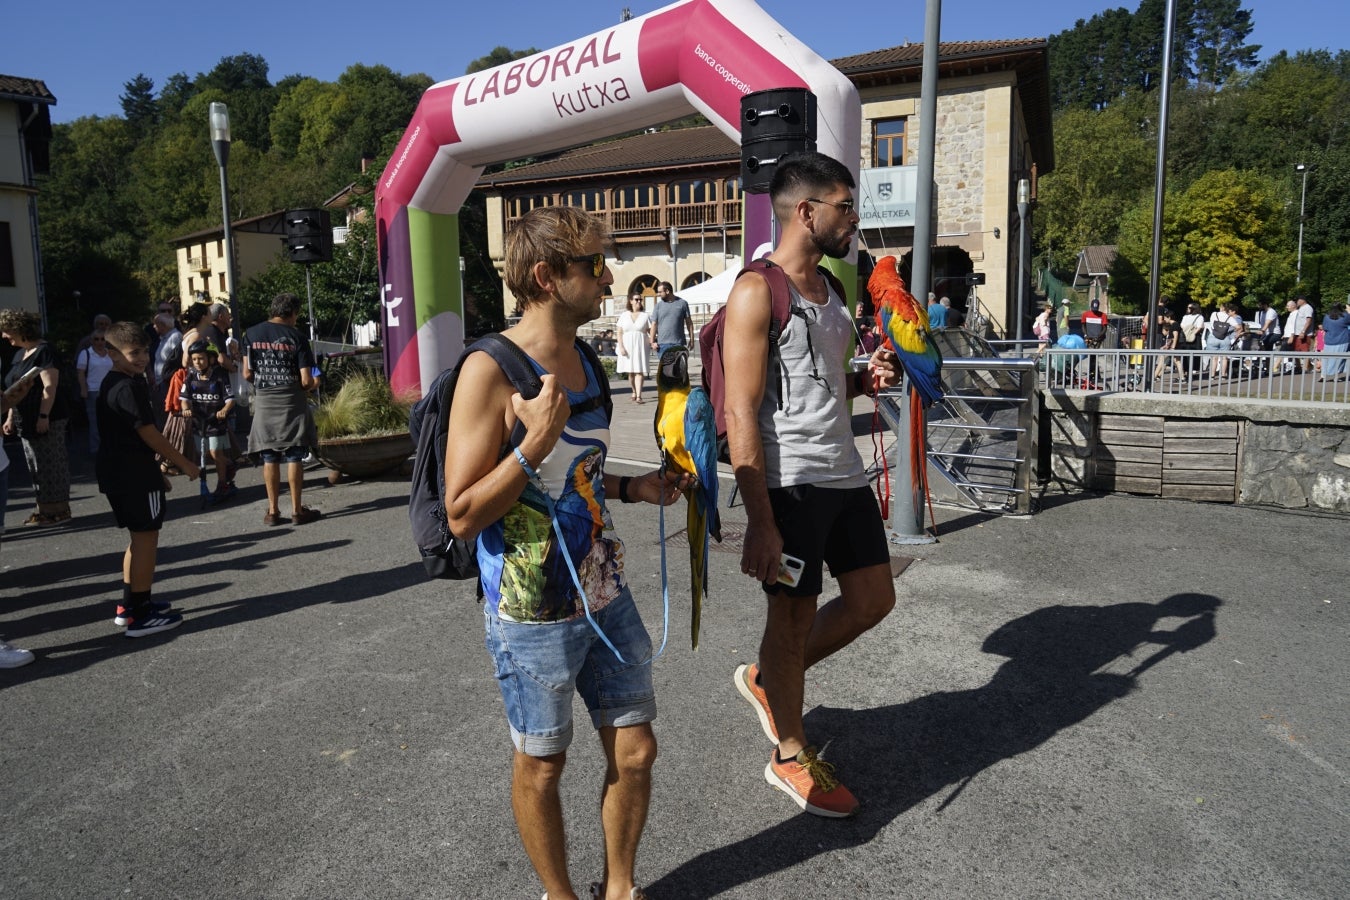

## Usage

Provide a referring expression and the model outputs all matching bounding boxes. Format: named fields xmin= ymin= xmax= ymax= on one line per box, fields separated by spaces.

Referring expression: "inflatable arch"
xmin=376 ymin=0 xmax=861 ymax=396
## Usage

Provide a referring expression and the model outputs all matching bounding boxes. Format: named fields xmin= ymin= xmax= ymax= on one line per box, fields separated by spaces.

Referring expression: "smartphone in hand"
xmin=777 ymin=553 xmax=805 ymax=588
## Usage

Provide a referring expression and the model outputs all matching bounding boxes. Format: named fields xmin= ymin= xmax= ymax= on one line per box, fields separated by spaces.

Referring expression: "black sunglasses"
xmin=568 ymin=252 xmax=607 ymax=278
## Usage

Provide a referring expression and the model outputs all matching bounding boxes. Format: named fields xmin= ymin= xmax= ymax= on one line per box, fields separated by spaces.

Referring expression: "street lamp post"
xmin=1016 ymin=178 xmax=1030 ymax=342
xmin=1295 ymin=162 xmax=1310 ymax=284
xmin=210 ymin=103 xmax=241 ymax=349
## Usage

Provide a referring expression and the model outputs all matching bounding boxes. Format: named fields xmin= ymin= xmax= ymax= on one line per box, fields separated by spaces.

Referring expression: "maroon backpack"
xmin=697 ymin=258 xmax=849 ymax=443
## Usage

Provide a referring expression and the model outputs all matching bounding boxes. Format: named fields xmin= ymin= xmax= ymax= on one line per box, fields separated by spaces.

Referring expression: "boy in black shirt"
xmin=98 ymin=323 xmax=201 ymax=637
xmin=180 ymin=340 xmax=237 ymax=502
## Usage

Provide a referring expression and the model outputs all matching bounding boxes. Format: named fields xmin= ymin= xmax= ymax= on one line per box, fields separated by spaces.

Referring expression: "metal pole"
xmin=1145 ymin=0 xmax=1178 ymax=359
xmin=888 ymin=383 xmax=937 ymax=545
xmin=304 ymin=264 xmax=316 ymax=343
xmin=910 ymin=0 xmax=941 ymax=306
xmin=210 ymin=103 xmax=241 ymax=350
xmin=890 ymin=0 xmax=942 ymax=542
xmin=1016 ymin=178 xmax=1029 ymax=342
xmin=1296 ymin=165 xmax=1308 ymax=283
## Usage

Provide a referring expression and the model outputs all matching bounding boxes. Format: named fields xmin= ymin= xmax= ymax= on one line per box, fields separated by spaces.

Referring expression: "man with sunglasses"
xmin=722 ymin=152 xmax=901 ymax=818
xmin=443 ymin=206 xmax=680 ymax=900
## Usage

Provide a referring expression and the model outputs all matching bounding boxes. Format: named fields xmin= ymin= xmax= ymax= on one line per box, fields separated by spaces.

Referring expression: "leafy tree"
xmin=120 ymin=75 xmax=158 ymax=138
xmin=466 ymin=46 xmax=540 ymax=74
xmin=1114 ymin=168 xmax=1286 ymax=310
xmin=1034 ymin=94 xmax=1156 ymax=269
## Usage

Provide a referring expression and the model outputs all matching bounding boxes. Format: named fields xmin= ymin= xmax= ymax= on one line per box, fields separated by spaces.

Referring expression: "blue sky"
xmin=9 ymin=0 xmax=1346 ymax=124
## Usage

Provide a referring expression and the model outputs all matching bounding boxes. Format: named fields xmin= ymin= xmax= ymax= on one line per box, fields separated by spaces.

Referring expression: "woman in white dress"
xmin=616 ymin=294 xmax=651 ymax=402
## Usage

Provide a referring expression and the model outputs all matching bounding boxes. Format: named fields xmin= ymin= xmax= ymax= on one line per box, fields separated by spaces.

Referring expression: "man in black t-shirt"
xmin=243 ymin=293 xmax=320 ymax=526
xmin=98 ymin=322 xmax=201 ymax=637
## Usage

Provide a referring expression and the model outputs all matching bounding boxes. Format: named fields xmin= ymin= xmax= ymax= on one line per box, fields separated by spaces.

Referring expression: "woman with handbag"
xmin=1179 ymin=302 xmax=1206 ymax=378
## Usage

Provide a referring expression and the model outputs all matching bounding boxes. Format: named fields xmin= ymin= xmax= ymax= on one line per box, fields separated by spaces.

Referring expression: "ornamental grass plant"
xmin=314 ymin=370 xmax=413 ymax=440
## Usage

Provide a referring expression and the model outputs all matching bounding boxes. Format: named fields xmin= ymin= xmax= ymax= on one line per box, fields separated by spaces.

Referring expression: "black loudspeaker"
xmin=740 ymin=88 xmax=817 ymax=193
xmin=285 ymin=208 xmax=333 ymax=264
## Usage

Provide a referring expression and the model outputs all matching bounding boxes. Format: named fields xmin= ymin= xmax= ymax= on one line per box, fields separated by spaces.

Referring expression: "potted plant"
xmin=312 ymin=370 xmax=414 ymax=479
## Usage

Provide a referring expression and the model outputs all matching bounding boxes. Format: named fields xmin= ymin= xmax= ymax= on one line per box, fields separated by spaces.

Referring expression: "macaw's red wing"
xmin=868 ymin=255 xmax=944 ymax=408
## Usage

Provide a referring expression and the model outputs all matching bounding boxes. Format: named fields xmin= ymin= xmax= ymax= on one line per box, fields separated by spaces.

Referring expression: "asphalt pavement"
xmin=2 ymin=412 xmax=1348 ymax=899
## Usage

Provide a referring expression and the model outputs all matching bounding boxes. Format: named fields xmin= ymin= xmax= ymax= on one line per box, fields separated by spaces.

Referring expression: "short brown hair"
xmin=0 ymin=308 xmax=43 ymax=342
xmin=105 ymin=321 xmax=148 ymax=351
xmin=503 ymin=206 xmax=608 ymax=310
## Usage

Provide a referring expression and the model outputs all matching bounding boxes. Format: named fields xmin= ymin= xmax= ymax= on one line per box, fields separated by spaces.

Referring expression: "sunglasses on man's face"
xmin=569 ymin=252 xmax=607 ymax=278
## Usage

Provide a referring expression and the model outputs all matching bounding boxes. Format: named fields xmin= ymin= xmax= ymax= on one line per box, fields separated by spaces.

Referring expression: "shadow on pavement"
xmin=647 ymin=592 xmax=1221 ymax=898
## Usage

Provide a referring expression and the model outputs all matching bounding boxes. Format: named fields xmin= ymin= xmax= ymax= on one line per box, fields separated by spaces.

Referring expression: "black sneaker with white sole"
xmin=114 ymin=599 xmax=173 ymax=627
xmin=123 ymin=609 xmax=184 ymax=638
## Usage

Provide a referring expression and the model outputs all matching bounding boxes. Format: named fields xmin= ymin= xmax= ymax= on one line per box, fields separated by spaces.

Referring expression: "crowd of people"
xmin=1 ymin=292 xmax=323 ymax=665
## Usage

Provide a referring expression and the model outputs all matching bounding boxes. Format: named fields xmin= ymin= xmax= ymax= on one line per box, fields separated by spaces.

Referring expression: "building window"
xmin=509 ymin=194 xmax=554 ymax=218
xmin=219 ymin=273 xmax=226 ymax=294
xmin=613 ymin=185 xmax=656 ymax=209
xmin=626 ymin=274 xmax=660 ymax=298
xmin=566 ymin=188 xmax=607 ymax=211
xmin=216 ymin=238 xmax=223 ymax=257
xmin=681 ymin=272 xmax=708 ymax=289
xmin=188 ymin=276 xmax=195 ymax=294
xmin=668 ymin=179 xmax=714 ymax=205
xmin=874 ymin=118 xmax=908 ymax=166
xmin=0 ymin=222 xmax=14 ymax=287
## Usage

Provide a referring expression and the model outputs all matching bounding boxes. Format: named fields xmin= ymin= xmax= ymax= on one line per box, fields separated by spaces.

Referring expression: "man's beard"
xmin=812 ymin=228 xmax=854 ymax=260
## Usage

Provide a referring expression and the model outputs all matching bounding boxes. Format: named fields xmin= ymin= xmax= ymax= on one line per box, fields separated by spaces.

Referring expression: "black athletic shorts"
xmin=765 ymin=483 xmax=889 ymax=597
xmin=106 ymin=488 xmax=167 ymax=533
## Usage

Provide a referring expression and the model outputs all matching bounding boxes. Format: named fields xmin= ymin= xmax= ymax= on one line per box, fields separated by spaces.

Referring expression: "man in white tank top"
xmin=722 ymin=152 xmax=901 ymax=818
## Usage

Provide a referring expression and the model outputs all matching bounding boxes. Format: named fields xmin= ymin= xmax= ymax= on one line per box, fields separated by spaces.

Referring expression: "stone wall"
xmin=1242 ymin=424 xmax=1350 ymax=513
xmin=1040 ymin=390 xmax=1350 ymax=514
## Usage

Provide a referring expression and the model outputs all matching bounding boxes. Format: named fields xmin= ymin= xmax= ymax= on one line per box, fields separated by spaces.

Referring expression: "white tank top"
xmin=757 ymin=281 xmax=868 ymax=490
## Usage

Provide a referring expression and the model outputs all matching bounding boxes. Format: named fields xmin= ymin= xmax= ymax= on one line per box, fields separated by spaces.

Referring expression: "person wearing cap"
xmin=1056 ymin=298 xmax=1071 ymax=337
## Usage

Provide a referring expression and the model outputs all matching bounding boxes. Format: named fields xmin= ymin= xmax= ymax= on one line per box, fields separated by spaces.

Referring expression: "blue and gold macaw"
xmin=654 ymin=345 xmax=721 ymax=649
xmin=868 ymin=255 xmax=944 ymax=408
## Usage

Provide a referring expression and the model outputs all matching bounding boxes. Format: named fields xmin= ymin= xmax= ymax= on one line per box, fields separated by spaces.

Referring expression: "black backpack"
xmin=408 ymin=333 xmax=612 ymax=580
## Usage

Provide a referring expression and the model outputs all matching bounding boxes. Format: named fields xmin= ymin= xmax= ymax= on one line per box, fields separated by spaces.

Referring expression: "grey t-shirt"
xmin=652 ymin=297 xmax=692 ymax=346
xmin=757 ymin=282 xmax=867 ymax=490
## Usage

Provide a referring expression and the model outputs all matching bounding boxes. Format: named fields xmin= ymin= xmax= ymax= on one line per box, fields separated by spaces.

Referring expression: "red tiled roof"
xmin=479 ymin=126 xmax=737 ymax=187
xmin=0 ymin=75 xmax=57 ymax=105
xmin=830 ymin=39 xmax=1049 ymax=72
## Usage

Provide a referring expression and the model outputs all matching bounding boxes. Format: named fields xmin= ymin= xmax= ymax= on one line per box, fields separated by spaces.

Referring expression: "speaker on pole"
xmin=740 ymin=88 xmax=817 ymax=193
xmin=284 ymin=208 xmax=333 ymax=264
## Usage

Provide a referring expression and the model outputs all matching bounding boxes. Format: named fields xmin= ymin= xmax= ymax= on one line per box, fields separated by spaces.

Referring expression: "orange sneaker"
xmin=734 ymin=663 xmax=778 ymax=743
xmin=764 ymin=745 xmax=858 ymax=818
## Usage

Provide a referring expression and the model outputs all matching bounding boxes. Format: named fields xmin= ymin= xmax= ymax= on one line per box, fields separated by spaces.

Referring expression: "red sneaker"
xmin=734 ymin=663 xmax=779 ymax=743
xmin=764 ymin=745 xmax=858 ymax=818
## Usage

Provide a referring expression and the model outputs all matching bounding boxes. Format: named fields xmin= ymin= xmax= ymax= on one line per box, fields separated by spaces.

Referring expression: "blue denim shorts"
xmin=483 ymin=587 xmax=656 ymax=756
xmin=259 ymin=445 xmax=307 ymax=464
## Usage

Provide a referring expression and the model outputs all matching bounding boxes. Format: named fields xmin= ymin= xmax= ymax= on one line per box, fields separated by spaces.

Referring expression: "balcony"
xmin=188 ymin=255 xmax=211 ymax=273
xmin=332 ymin=226 xmax=350 ymax=245
xmin=507 ymin=200 xmax=743 ymax=236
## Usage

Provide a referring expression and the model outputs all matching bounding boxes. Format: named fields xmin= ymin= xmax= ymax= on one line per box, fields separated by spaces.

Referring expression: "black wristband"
xmin=853 ymin=370 xmax=871 ymax=397
xmin=618 ymin=476 xmax=639 ymax=503
xmin=38 ymin=413 xmax=50 ymax=419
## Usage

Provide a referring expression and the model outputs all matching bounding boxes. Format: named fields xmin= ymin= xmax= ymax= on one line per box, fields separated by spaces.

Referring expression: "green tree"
xmin=119 ymin=74 xmax=158 ymax=138
xmin=1115 ymin=168 xmax=1286 ymax=310
xmin=466 ymin=46 xmax=540 ymax=74
xmin=1034 ymin=94 xmax=1156 ymax=269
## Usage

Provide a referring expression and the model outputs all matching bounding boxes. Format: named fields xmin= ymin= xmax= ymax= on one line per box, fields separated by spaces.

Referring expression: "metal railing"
xmin=874 ymin=357 xmax=1039 ymax=515
xmin=1038 ymin=348 xmax=1350 ymax=403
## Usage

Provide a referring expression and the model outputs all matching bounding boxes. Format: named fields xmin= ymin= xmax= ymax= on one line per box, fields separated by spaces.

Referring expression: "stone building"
xmin=475 ymin=38 xmax=1053 ymax=335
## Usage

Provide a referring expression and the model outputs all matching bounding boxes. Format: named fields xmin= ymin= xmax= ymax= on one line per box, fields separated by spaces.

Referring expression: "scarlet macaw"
xmin=654 ymin=345 xmax=721 ymax=649
xmin=868 ymin=255 xmax=944 ymax=408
